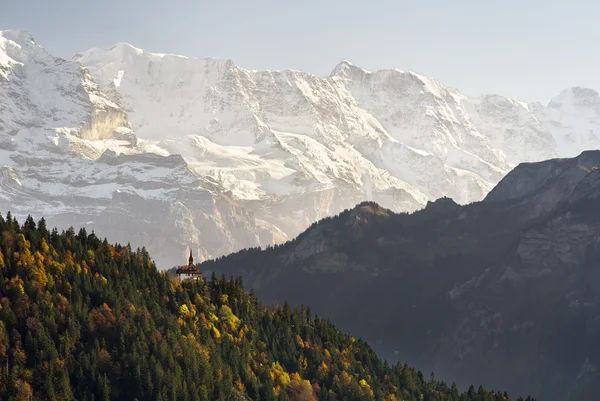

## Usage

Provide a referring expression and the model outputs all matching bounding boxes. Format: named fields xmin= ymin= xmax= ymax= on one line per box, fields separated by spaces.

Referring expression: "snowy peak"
xmin=331 ymin=60 xmax=449 ymax=100
xmin=77 ymin=42 xmax=499 ymax=209
xmin=531 ymin=87 xmax=600 ymax=157
xmin=4 ymin=30 xmax=600 ymax=269
xmin=0 ymin=30 xmax=37 ymax=80
xmin=329 ymin=59 xmax=370 ymax=79
xmin=0 ymin=29 xmax=37 ymax=49
xmin=106 ymin=42 xmax=145 ymax=56
xmin=0 ymin=29 xmax=132 ymax=146
xmin=0 ymin=32 xmax=284 ymax=267
xmin=548 ymin=86 xmax=600 ymax=109
xmin=74 ymin=41 xmax=230 ymax=67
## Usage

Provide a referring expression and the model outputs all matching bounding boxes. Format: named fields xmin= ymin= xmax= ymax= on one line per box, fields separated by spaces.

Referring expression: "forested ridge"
xmin=0 ymin=213 xmax=534 ymax=401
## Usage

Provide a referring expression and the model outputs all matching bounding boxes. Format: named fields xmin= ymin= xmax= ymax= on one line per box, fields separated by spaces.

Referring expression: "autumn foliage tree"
xmin=0 ymin=213 xmax=536 ymax=401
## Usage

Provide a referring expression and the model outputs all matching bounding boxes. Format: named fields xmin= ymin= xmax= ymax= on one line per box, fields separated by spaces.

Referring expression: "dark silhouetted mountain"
xmin=200 ymin=150 xmax=600 ymax=401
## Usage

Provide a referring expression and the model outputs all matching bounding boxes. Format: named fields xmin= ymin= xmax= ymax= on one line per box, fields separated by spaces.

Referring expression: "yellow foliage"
xmin=7 ymin=276 xmax=26 ymax=297
xmin=359 ymin=379 xmax=375 ymax=399
xmin=16 ymin=234 xmax=29 ymax=251
xmin=341 ymin=348 xmax=352 ymax=370
xmin=218 ymin=304 xmax=240 ymax=330
xmin=33 ymin=266 xmax=48 ymax=288
xmin=239 ymin=325 xmax=249 ymax=339
xmin=316 ymin=361 xmax=329 ymax=380
xmin=179 ymin=304 xmax=191 ymax=317
xmin=270 ymin=361 xmax=291 ymax=395
xmin=212 ymin=326 xmax=221 ymax=339
xmin=220 ymin=294 xmax=229 ymax=304
xmin=50 ymin=261 xmax=66 ymax=276
xmin=41 ymin=238 xmax=50 ymax=253
xmin=34 ymin=251 xmax=44 ymax=265
xmin=94 ymin=272 xmax=108 ymax=285
xmin=14 ymin=241 xmax=34 ymax=268
xmin=298 ymin=355 xmax=308 ymax=373
xmin=86 ymin=249 xmax=96 ymax=266
xmin=170 ymin=276 xmax=180 ymax=291
xmin=179 ymin=304 xmax=190 ymax=316
xmin=0 ymin=248 xmax=5 ymax=269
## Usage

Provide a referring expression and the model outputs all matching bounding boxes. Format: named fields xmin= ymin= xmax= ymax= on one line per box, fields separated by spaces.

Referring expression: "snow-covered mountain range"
xmin=2 ymin=29 xmax=599 ymax=267
xmin=0 ymin=30 xmax=283 ymax=267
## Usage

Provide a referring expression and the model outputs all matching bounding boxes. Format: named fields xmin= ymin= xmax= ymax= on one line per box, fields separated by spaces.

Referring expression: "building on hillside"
xmin=176 ymin=249 xmax=203 ymax=280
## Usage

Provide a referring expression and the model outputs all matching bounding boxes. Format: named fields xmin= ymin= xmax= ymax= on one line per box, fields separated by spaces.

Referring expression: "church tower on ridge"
xmin=176 ymin=247 xmax=202 ymax=280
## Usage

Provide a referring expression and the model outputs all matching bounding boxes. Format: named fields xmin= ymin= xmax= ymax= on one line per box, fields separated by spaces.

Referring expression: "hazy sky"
xmin=2 ymin=0 xmax=599 ymax=102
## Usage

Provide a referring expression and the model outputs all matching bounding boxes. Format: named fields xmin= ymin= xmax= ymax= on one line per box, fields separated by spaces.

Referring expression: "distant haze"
xmin=2 ymin=0 xmax=600 ymax=102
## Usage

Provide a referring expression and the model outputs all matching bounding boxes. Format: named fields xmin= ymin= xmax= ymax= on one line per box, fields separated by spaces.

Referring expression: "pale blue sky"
xmin=2 ymin=0 xmax=599 ymax=102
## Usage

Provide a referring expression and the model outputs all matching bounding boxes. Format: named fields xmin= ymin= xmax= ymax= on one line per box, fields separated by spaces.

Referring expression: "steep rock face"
xmin=75 ymin=45 xmax=600 ymax=246
xmin=75 ymin=46 xmax=433 ymax=226
xmin=4 ymin=30 xmax=600 ymax=268
xmin=330 ymin=62 xmax=508 ymax=182
xmin=200 ymin=151 xmax=600 ymax=401
xmin=0 ymin=30 xmax=129 ymax=140
xmin=74 ymin=47 xmax=512 ymax=235
xmin=0 ymin=30 xmax=281 ymax=267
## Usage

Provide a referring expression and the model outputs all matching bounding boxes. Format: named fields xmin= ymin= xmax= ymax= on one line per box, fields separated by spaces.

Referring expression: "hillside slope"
xmin=201 ymin=150 xmax=600 ymax=401
xmin=0 ymin=214 xmax=534 ymax=401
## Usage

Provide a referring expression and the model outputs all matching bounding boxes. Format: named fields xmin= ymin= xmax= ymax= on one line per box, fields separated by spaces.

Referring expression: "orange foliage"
xmin=98 ymin=348 xmax=112 ymax=371
xmin=14 ymin=379 xmax=33 ymax=401
xmin=289 ymin=372 xmax=317 ymax=401
xmin=2 ymin=231 xmax=14 ymax=249
xmin=235 ymin=379 xmax=246 ymax=394
xmin=64 ymin=250 xmax=75 ymax=266
xmin=89 ymin=303 xmax=116 ymax=329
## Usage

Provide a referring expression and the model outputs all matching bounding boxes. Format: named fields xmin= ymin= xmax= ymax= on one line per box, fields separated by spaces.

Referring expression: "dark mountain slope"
xmin=0 ymin=214 xmax=532 ymax=400
xmin=200 ymin=150 xmax=600 ymax=401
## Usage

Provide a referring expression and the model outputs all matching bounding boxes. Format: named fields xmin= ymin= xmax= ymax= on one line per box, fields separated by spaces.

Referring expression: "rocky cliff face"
xmin=0 ymin=30 xmax=282 ymax=267
xmin=74 ymin=43 xmax=600 ymax=248
xmin=201 ymin=151 xmax=600 ymax=401
xmin=4 ymin=29 xmax=600 ymax=268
